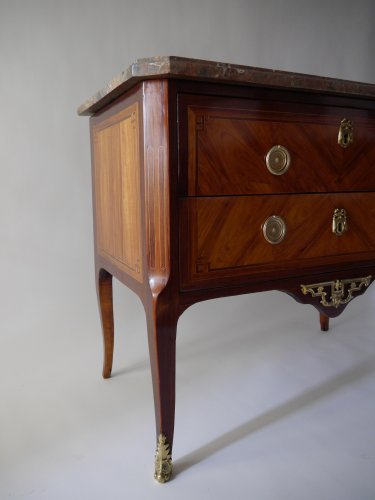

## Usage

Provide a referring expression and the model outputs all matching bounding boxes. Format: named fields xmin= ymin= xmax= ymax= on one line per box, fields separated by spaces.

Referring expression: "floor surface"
xmin=1 ymin=285 xmax=375 ymax=500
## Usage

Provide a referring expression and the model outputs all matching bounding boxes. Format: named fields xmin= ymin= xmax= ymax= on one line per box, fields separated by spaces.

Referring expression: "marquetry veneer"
xmin=78 ymin=56 xmax=375 ymax=483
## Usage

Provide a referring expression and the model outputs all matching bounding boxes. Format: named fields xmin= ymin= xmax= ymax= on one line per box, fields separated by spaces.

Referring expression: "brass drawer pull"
xmin=338 ymin=118 xmax=353 ymax=148
xmin=263 ymin=215 xmax=286 ymax=244
xmin=332 ymin=208 xmax=347 ymax=236
xmin=265 ymin=145 xmax=291 ymax=175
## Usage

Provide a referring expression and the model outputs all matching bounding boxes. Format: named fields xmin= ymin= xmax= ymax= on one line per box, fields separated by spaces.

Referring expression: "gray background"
xmin=1 ymin=1 xmax=375 ymax=499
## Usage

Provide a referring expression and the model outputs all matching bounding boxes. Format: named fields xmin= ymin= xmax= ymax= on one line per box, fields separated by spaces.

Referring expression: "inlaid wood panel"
xmin=93 ymin=102 xmax=142 ymax=282
xmin=180 ymin=193 xmax=375 ymax=288
xmin=181 ymin=96 xmax=375 ymax=195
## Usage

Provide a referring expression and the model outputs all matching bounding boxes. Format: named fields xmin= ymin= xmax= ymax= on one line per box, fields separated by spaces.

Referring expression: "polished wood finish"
xmin=143 ymin=80 xmax=178 ymax=449
xmin=182 ymin=95 xmax=375 ymax=195
xmin=145 ymin=291 xmax=178 ymax=449
xmin=92 ymin=102 xmax=143 ymax=282
xmin=143 ymin=81 xmax=170 ymax=294
xmin=320 ymin=313 xmax=330 ymax=332
xmin=79 ymin=59 xmax=375 ymax=481
xmin=180 ymin=193 xmax=375 ymax=289
xmin=90 ymin=80 xmax=178 ymax=461
xmin=96 ymin=268 xmax=114 ymax=378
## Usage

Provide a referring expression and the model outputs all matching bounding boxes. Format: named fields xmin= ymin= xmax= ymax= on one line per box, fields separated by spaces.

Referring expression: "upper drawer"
xmin=178 ymin=94 xmax=375 ymax=195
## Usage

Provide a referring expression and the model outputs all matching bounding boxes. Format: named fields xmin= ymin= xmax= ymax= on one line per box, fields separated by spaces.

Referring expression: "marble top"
xmin=78 ymin=56 xmax=375 ymax=116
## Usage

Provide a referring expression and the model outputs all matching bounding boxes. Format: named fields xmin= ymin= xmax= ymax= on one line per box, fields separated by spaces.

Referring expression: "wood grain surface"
xmin=180 ymin=193 xmax=375 ymax=288
xmin=181 ymin=96 xmax=375 ymax=195
xmin=82 ymin=74 xmax=375 ymax=478
xmin=92 ymin=102 xmax=143 ymax=282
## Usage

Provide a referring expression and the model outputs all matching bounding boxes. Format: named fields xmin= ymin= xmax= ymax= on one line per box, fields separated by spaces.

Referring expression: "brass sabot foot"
xmin=154 ymin=434 xmax=173 ymax=483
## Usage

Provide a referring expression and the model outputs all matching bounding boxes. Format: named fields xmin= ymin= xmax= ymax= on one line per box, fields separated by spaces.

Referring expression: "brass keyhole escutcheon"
xmin=263 ymin=215 xmax=287 ymax=244
xmin=338 ymin=118 xmax=353 ymax=148
xmin=332 ymin=208 xmax=347 ymax=236
xmin=265 ymin=145 xmax=291 ymax=175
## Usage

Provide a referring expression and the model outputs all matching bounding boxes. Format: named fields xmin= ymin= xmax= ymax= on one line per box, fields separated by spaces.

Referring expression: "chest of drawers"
xmin=78 ymin=56 xmax=375 ymax=482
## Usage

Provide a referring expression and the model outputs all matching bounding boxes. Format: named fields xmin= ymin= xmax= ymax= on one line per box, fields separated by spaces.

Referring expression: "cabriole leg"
xmin=96 ymin=268 xmax=114 ymax=379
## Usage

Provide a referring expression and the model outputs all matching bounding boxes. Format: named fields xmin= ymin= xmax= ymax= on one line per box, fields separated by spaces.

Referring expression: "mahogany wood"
xmin=92 ymin=101 xmax=143 ymax=282
xmin=79 ymin=61 xmax=375 ymax=481
xmin=320 ymin=313 xmax=330 ymax=332
xmin=96 ymin=268 xmax=114 ymax=379
xmin=145 ymin=290 xmax=178 ymax=449
xmin=180 ymin=95 xmax=375 ymax=196
xmin=142 ymin=80 xmax=179 ymax=448
xmin=180 ymin=193 xmax=375 ymax=289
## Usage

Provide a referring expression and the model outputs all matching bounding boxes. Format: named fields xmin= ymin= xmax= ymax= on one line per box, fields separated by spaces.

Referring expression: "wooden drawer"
xmin=180 ymin=193 xmax=375 ymax=289
xmin=179 ymin=95 xmax=375 ymax=196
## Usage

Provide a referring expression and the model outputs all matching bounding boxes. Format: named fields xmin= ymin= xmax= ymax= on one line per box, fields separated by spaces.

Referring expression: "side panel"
xmin=92 ymin=102 xmax=143 ymax=282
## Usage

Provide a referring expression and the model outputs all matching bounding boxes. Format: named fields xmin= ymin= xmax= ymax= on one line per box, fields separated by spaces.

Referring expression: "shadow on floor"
xmin=174 ymin=356 xmax=375 ymax=476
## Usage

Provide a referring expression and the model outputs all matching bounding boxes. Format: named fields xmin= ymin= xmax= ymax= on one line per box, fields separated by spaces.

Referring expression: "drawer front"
xmin=179 ymin=95 xmax=375 ymax=195
xmin=180 ymin=193 xmax=375 ymax=289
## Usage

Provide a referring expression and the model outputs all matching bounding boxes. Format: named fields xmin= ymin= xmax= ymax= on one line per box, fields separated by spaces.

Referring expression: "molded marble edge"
xmin=77 ymin=56 xmax=375 ymax=116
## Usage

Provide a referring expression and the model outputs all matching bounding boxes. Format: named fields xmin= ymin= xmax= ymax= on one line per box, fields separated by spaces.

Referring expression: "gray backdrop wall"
xmin=0 ymin=0 xmax=375 ymax=334
xmin=1 ymin=0 xmax=374 ymax=341
xmin=1 ymin=1 xmax=375 ymax=498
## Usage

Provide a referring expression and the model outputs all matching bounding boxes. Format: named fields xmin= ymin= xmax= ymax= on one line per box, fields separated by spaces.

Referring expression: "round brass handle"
xmin=265 ymin=145 xmax=291 ymax=175
xmin=263 ymin=215 xmax=287 ymax=244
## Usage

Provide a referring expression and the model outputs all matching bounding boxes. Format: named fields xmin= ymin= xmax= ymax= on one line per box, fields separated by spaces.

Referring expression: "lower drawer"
xmin=180 ymin=193 xmax=375 ymax=289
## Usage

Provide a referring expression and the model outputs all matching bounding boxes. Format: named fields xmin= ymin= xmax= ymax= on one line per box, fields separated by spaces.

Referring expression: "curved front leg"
xmin=96 ymin=268 xmax=114 ymax=379
xmin=146 ymin=295 xmax=178 ymax=483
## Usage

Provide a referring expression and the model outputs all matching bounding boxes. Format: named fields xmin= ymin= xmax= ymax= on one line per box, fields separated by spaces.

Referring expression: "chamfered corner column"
xmin=146 ymin=294 xmax=178 ymax=483
xmin=142 ymin=77 xmax=177 ymax=482
xmin=96 ymin=267 xmax=115 ymax=379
